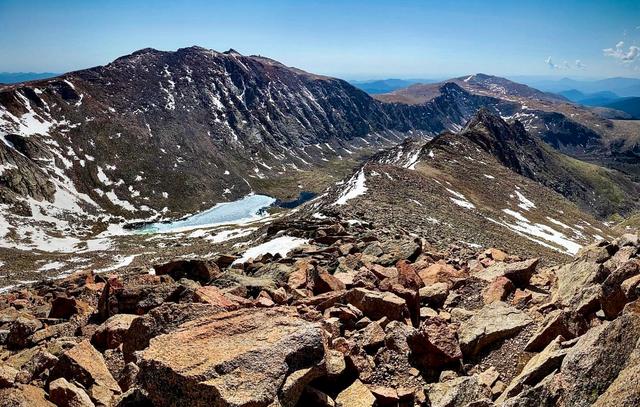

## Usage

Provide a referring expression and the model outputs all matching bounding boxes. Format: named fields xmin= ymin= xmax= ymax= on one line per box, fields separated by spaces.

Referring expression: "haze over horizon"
xmin=1 ymin=0 xmax=640 ymax=80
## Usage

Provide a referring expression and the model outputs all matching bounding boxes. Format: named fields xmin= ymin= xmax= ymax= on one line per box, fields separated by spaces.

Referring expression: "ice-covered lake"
xmin=138 ymin=194 xmax=276 ymax=233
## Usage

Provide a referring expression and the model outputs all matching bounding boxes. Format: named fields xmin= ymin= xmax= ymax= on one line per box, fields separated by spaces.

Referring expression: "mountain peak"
xmin=464 ymin=108 xmax=509 ymax=130
xmin=176 ymin=45 xmax=212 ymax=53
xmin=462 ymin=108 xmax=530 ymax=146
xmin=223 ymin=48 xmax=242 ymax=56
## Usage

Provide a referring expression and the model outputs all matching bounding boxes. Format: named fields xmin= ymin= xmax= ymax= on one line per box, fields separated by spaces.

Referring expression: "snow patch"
xmin=496 ymin=209 xmax=582 ymax=255
xmin=233 ymin=236 xmax=308 ymax=264
xmin=515 ymin=191 xmax=536 ymax=211
xmin=333 ymin=169 xmax=367 ymax=206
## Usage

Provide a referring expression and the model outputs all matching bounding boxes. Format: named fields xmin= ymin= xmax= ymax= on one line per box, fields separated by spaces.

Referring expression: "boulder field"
xmin=0 ymin=217 xmax=639 ymax=406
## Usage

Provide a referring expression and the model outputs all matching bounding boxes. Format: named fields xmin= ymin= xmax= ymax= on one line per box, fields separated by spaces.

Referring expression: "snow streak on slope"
xmin=488 ymin=209 xmax=582 ymax=255
xmin=333 ymin=169 xmax=368 ymax=205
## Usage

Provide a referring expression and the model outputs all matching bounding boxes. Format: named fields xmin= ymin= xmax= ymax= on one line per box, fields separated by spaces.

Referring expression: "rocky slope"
xmin=453 ymin=109 xmax=639 ymax=218
xmin=0 ymin=208 xmax=638 ymax=406
xmin=300 ymin=111 xmax=619 ymax=263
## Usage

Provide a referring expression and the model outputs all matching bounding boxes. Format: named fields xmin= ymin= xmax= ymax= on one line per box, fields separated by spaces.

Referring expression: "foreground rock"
xmin=0 ymin=219 xmax=636 ymax=407
xmin=335 ymin=379 xmax=376 ymax=407
xmin=475 ymin=258 xmax=539 ymax=286
xmin=50 ymin=340 xmax=121 ymax=404
xmin=458 ymin=301 xmax=532 ymax=356
xmin=0 ymin=384 xmax=54 ymax=406
xmin=558 ymin=311 xmax=640 ymax=406
xmin=137 ymin=307 xmax=325 ymax=407
xmin=426 ymin=375 xmax=491 ymax=407
xmin=408 ymin=316 xmax=462 ymax=368
xmin=49 ymin=378 xmax=95 ymax=407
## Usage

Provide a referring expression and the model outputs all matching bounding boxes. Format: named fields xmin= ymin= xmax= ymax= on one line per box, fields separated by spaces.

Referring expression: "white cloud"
xmin=603 ymin=41 xmax=640 ymax=62
xmin=545 ymin=56 xmax=559 ymax=69
xmin=546 ymin=56 xmax=582 ymax=70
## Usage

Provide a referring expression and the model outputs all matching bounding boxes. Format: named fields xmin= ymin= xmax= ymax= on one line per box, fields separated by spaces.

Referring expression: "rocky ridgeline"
xmin=0 ymin=217 xmax=639 ymax=406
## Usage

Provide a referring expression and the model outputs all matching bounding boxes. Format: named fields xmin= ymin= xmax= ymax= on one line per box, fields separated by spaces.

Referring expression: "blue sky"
xmin=1 ymin=0 xmax=639 ymax=79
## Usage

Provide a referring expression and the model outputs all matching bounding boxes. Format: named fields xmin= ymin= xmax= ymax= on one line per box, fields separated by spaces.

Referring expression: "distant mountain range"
xmin=513 ymin=76 xmax=640 ymax=97
xmin=351 ymin=76 xmax=640 ymax=118
xmin=558 ymin=89 xmax=620 ymax=106
xmin=0 ymin=72 xmax=59 ymax=84
xmin=351 ymin=76 xmax=640 ymax=97
xmin=1 ymin=50 xmax=639 ymax=266
xmin=555 ymin=88 xmax=640 ymax=119
xmin=604 ymin=97 xmax=640 ymax=119
xmin=349 ymin=78 xmax=437 ymax=94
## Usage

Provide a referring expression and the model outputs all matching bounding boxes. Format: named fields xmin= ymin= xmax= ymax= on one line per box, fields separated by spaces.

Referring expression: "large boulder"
xmin=122 ymin=302 xmax=223 ymax=362
xmin=137 ymin=307 xmax=325 ymax=407
xmin=0 ymin=363 xmax=19 ymax=388
xmin=49 ymin=340 xmax=121 ymax=401
xmin=0 ymin=384 xmax=55 ymax=407
xmin=458 ymin=302 xmax=532 ymax=356
xmin=418 ymin=263 xmax=467 ymax=288
xmin=497 ymin=336 xmax=568 ymax=403
xmin=558 ymin=311 xmax=640 ymax=406
xmin=524 ymin=310 xmax=580 ymax=352
xmin=313 ymin=268 xmax=346 ymax=294
xmin=500 ymin=372 xmax=560 ymax=407
xmin=98 ymin=274 xmax=177 ymax=320
xmin=192 ymin=286 xmax=238 ymax=309
xmin=153 ymin=259 xmax=222 ymax=284
xmin=475 ymin=258 xmax=539 ymax=286
xmin=592 ymin=344 xmax=640 ymax=406
xmin=49 ymin=296 xmax=88 ymax=319
xmin=49 ymin=377 xmax=95 ymax=407
xmin=366 ymin=239 xmax=421 ymax=266
xmin=600 ymin=259 xmax=640 ymax=318
xmin=345 ymin=288 xmax=408 ymax=321
xmin=91 ymin=314 xmax=139 ymax=350
xmin=418 ymin=282 xmax=449 ymax=308
xmin=395 ymin=260 xmax=424 ymax=290
xmin=407 ymin=317 xmax=462 ymax=368
xmin=551 ymin=259 xmax=604 ymax=309
xmin=7 ymin=317 xmax=42 ymax=349
xmin=335 ymin=379 xmax=376 ymax=407
xmin=482 ymin=276 xmax=514 ymax=304
xmin=426 ymin=376 xmax=491 ymax=407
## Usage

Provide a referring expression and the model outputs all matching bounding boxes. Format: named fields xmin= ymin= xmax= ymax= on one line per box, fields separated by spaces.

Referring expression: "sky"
xmin=1 ymin=0 xmax=639 ymax=80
